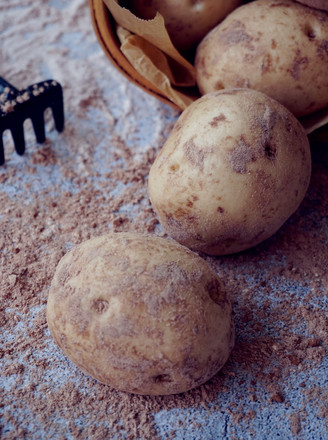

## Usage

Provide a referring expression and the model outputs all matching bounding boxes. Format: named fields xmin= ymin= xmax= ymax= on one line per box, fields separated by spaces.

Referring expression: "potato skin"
xmin=127 ymin=0 xmax=242 ymax=55
xmin=47 ymin=232 xmax=234 ymax=395
xmin=148 ymin=89 xmax=311 ymax=255
xmin=195 ymin=0 xmax=328 ymax=117
xmin=295 ymin=0 xmax=328 ymax=11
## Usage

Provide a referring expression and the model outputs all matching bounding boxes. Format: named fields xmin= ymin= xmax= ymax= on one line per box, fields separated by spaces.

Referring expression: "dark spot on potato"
xmin=214 ymin=81 xmax=225 ymax=90
xmin=218 ymin=20 xmax=253 ymax=46
xmin=252 ymin=105 xmax=279 ymax=159
xmin=303 ymin=24 xmax=316 ymax=40
xmin=264 ymin=143 xmax=277 ymax=160
xmin=91 ymin=299 xmax=109 ymax=314
xmin=169 ymin=163 xmax=180 ymax=172
xmin=261 ymin=53 xmax=273 ymax=74
xmin=288 ymin=49 xmax=309 ymax=80
xmin=174 ymin=208 xmax=198 ymax=224
xmin=183 ymin=138 xmax=206 ymax=171
xmin=271 ymin=39 xmax=277 ymax=49
xmin=153 ymin=374 xmax=173 ymax=383
xmin=228 ymin=136 xmax=255 ymax=174
xmin=186 ymin=200 xmax=193 ymax=208
xmin=205 ymin=279 xmax=228 ymax=308
xmin=209 ymin=114 xmax=227 ymax=127
xmin=217 ymin=206 xmax=224 ymax=213
xmin=317 ymin=40 xmax=328 ymax=59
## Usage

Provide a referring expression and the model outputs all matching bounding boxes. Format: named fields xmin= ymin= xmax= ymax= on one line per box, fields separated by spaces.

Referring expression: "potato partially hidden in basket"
xmin=124 ymin=0 xmax=242 ymax=56
xmin=295 ymin=0 xmax=328 ymax=11
xmin=195 ymin=0 xmax=328 ymax=117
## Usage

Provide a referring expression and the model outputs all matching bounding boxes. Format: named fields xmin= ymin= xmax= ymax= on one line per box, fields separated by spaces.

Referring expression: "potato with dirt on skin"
xmin=195 ymin=0 xmax=328 ymax=117
xmin=148 ymin=88 xmax=311 ymax=256
xmin=47 ymin=232 xmax=234 ymax=395
xmin=125 ymin=0 xmax=242 ymax=55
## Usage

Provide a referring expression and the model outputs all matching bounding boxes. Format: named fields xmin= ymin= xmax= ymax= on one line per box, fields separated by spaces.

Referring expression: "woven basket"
xmin=89 ymin=0 xmax=181 ymax=109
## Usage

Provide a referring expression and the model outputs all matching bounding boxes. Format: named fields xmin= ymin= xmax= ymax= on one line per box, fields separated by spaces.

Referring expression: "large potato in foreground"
xmin=195 ymin=0 xmax=328 ymax=117
xmin=148 ymin=89 xmax=311 ymax=255
xmin=126 ymin=0 xmax=242 ymax=55
xmin=47 ymin=232 xmax=234 ymax=395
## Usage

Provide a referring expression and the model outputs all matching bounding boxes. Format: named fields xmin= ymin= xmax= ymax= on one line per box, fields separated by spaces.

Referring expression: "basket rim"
xmin=88 ymin=0 xmax=180 ymax=109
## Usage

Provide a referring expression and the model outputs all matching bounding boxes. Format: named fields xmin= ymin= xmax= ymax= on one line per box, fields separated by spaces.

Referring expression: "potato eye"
xmin=264 ymin=143 xmax=277 ymax=160
xmin=303 ymin=24 xmax=316 ymax=40
xmin=153 ymin=374 xmax=173 ymax=383
xmin=169 ymin=163 xmax=180 ymax=172
xmin=206 ymin=279 xmax=226 ymax=305
xmin=91 ymin=299 xmax=109 ymax=314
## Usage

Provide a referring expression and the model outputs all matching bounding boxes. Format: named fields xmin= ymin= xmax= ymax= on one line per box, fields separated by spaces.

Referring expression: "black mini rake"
xmin=0 ymin=77 xmax=64 ymax=165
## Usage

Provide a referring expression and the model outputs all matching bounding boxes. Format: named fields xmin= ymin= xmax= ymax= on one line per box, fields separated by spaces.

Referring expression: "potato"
xmin=195 ymin=0 xmax=328 ymax=117
xmin=295 ymin=0 xmax=328 ymax=11
xmin=125 ymin=0 xmax=242 ymax=55
xmin=148 ymin=88 xmax=311 ymax=255
xmin=47 ymin=232 xmax=234 ymax=395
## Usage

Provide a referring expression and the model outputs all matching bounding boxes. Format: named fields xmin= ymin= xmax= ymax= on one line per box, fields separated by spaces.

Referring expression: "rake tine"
xmin=31 ymin=110 xmax=46 ymax=144
xmin=52 ymin=99 xmax=65 ymax=133
xmin=49 ymin=83 xmax=64 ymax=133
xmin=11 ymin=122 xmax=26 ymax=156
xmin=0 ymin=133 xmax=4 ymax=166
